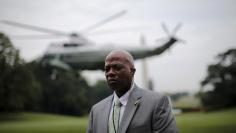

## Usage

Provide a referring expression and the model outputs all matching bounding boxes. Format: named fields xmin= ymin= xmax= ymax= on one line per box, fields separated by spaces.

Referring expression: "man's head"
xmin=105 ymin=50 xmax=136 ymax=97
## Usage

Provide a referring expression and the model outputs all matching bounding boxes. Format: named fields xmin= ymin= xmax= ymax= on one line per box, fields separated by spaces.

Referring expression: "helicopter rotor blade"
xmin=1 ymin=20 xmax=68 ymax=36
xmin=161 ymin=22 xmax=170 ymax=36
xmin=8 ymin=34 xmax=67 ymax=40
xmin=171 ymin=23 xmax=182 ymax=35
xmin=86 ymin=25 xmax=152 ymax=36
xmin=80 ymin=10 xmax=127 ymax=33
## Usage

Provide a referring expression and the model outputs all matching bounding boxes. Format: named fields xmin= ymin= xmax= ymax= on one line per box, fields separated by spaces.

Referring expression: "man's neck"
xmin=115 ymin=81 xmax=134 ymax=98
xmin=116 ymin=90 xmax=129 ymax=98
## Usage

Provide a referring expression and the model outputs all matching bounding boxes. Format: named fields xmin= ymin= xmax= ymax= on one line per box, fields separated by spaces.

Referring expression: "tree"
xmin=0 ymin=32 xmax=112 ymax=115
xmin=88 ymin=80 xmax=113 ymax=106
xmin=0 ymin=32 xmax=40 ymax=112
xmin=200 ymin=48 xmax=236 ymax=109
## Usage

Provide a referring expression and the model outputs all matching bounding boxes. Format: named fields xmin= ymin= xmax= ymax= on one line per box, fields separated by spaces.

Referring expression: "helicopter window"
xmin=61 ymin=54 xmax=72 ymax=59
xmin=63 ymin=43 xmax=80 ymax=47
xmin=43 ymin=54 xmax=56 ymax=60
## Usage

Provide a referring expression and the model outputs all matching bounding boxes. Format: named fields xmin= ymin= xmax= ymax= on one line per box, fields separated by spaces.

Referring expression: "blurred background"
xmin=0 ymin=0 xmax=236 ymax=133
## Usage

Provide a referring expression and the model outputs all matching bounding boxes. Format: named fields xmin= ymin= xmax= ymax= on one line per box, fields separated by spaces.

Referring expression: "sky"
xmin=0 ymin=0 xmax=235 ymax=93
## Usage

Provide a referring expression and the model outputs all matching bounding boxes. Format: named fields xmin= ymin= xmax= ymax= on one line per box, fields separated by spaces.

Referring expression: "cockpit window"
xmin=63 ymin=43 xmax=80 ymax=47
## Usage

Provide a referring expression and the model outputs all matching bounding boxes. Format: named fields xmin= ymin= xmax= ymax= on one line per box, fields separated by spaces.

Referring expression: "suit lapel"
xmin=118 ymin=85 xmax=142 ymax=133
xmin=101 ymin=95 xmax=113 ymax=133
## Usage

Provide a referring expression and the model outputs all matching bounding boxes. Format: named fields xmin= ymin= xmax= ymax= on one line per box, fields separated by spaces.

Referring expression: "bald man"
xmin=87 ymin=50 xmax=178 ymax=133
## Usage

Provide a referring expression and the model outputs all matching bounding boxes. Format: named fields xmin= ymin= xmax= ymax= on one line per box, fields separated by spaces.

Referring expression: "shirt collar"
xmin=113 ymin=82 xmax=134 ymax=106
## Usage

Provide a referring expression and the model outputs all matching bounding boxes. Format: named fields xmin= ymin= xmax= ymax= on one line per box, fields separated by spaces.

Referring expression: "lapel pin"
xmin=134 ymin=99 xmax=140 ymax=106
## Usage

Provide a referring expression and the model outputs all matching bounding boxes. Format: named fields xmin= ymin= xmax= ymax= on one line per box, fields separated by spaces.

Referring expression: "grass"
xmin=0 ymin=108 xmax=236 ymax=133
xmin=176 ymin=108 xmax=236 ymax=133
xmin=0 ymin=112 xmax=88 ymax=133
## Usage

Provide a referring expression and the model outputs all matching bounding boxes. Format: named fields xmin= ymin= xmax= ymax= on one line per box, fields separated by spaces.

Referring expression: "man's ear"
xmin=130 ymin=68 xmax=136 ymax=75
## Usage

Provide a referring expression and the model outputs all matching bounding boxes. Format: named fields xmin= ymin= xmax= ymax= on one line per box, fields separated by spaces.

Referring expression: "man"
xmin=87 ymin=50 xmax=178 ymax=133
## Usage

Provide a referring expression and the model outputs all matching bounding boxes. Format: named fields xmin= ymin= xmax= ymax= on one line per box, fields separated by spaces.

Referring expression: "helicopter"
xmin=1 ymin=10 xmax=183 ymax=71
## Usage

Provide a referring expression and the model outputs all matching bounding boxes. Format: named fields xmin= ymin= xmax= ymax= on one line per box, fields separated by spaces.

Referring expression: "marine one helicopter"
xmin=1 ymin=10 xmax=183 ymax=71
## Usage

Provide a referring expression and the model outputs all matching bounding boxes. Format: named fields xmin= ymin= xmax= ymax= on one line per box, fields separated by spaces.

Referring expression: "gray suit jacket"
xmin=87 ymin=84 xmax=178 ymax=133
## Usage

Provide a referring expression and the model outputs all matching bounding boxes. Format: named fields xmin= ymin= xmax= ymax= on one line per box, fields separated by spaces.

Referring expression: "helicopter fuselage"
xmin=40 ymin=37 xmax=177 ymax=70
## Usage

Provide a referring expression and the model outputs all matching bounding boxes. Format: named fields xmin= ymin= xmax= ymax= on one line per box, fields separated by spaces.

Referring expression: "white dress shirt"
xmin=109 ymin=82 xmax=135 ymax=125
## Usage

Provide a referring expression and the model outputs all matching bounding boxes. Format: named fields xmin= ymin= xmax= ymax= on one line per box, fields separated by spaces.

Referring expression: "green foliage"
xmin=0 ymin=33 xmax=40 ymax=112
xmin=0 ymin=32 xmax=112 ymax=116
xmin=88 ymin=80 xmax=113 ymax=105
xmin=28 ymin=62 xmax=112 ymax=116
xmin=169 ymin=92 xmax=189 ymax=102
xmin=28 ymin=62 xmax=91 ymax=115
xmin=201 ymin=48 xmax=236 ymax=109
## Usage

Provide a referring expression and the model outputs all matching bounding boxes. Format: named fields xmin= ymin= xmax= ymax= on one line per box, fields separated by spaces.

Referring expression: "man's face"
xmin=105 ymin=55 xmax=134 ymax=94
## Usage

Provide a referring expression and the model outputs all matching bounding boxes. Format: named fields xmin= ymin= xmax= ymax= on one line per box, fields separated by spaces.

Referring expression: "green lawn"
xmin=176 ymin=108 xmax=236 ymax=133
xmin=0 ymin=113 xmax=88 ymax=133
xmin=0 ymin=108 xmax=236 ymax=133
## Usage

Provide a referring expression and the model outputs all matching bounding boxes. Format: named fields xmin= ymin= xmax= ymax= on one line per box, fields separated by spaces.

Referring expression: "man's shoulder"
xmin=135 ymin=87 xmax=171 ymax=111
xmin=135 ymin=86 xmax=168 ymax=102
xmin=136 ymin=85 xmax=166 ymax=96
xmin=92 ymin=95 xmax=113 ymax=110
